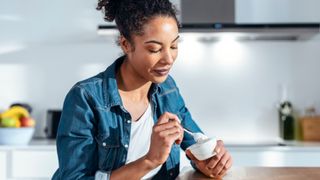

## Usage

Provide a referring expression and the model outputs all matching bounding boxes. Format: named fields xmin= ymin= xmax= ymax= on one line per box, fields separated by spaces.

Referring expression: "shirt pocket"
xmin=95 ymin=134 xmax=120 ymax=171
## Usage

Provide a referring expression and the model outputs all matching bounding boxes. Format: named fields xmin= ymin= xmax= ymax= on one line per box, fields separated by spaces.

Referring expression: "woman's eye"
xmin=149 ymin=49 xmax=161 ymax=53
xmin=171 ymin=46 xmax=178 ymax=50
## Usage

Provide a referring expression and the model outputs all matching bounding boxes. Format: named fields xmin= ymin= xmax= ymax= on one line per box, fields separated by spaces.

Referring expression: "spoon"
xmin=183 ymin=128 xmax=208 ymax=142
xmin=170 ymin=118 xmax=209 ymax=142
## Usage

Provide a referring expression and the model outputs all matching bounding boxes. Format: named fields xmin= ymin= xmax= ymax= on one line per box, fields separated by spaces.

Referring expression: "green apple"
xmin=1 ymin=117 xmax=19 ymax=127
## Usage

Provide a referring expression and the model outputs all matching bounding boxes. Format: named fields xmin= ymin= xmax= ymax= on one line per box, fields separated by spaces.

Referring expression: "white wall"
xmin=0 ymin=42 xmax=121 ymax=137
xmin=174 ymin=36 xmax=320 ymax=143
xmin=1 ymin=0 xmax=320 ymax=141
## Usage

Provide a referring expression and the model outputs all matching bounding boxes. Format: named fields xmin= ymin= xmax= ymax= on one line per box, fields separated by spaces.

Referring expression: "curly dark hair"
xmin=96 ymin=0 xmax=179 ymax=44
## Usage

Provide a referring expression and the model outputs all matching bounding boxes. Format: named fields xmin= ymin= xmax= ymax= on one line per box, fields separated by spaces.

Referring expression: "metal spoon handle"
xmin=183 ymin=128 xmax=194 ymax=136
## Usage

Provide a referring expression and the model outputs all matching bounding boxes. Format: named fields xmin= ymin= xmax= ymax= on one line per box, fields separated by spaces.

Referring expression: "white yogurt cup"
xmin=187 ymin=138 xmax=217 ymax=161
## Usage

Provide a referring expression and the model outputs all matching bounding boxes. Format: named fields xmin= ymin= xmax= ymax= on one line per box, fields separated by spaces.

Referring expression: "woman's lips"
xmin=153 ymin=69 xmax=170 ymax=76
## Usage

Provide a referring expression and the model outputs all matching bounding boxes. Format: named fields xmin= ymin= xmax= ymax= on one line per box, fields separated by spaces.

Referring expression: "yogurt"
xmin=187 ymin=137 xmax=217 ymax=161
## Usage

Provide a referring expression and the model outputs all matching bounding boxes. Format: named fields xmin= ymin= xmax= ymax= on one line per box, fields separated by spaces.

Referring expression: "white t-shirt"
xmin=125 ymin=103 xmax=161 ymax=179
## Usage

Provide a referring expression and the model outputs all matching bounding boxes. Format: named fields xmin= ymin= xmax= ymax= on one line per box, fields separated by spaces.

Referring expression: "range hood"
xmin=98 ymin=0 xmax=320 ymax=41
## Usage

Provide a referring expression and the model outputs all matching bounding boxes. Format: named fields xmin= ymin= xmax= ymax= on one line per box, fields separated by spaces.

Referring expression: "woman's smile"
xmin=152 ymin=67 xmax=171 ymax=76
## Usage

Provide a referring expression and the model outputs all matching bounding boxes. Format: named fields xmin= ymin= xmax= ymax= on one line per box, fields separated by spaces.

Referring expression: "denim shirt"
xmin=52 ymin=56 xmax=203 ymax=180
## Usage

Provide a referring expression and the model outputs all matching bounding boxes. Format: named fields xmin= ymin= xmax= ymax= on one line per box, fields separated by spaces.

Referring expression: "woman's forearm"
xmin=110 ymin=155 xmax=157 ymax=180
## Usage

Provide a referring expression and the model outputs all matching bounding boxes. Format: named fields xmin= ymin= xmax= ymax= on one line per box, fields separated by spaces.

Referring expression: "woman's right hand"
xmin=145 ymin=112 xmax=183 ymax=168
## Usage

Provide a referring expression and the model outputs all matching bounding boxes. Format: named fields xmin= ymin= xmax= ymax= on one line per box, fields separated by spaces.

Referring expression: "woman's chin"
xmin=151 ymin=75 xmax=168 ymax=84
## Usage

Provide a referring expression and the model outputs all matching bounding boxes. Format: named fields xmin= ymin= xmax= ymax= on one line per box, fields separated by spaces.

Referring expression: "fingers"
xmin=157 ymin=131 xmax=181 ymax=148
xmin=186 ymin=151 xmax=213 ymax=178
xmin=175 ymin=129 xmax=184 ymax=145
xmin=185 ymin=149 xmax=200 ymax=164
xmin=218 ymin=157 xmax=233 ymax=177
xmin=206 ymin=140 xmax=232 ymax=177
xmin=206 ymin=140 xmax=225 ymax=169
xmin=214 ymin=140 xmax=224 ymax=154
xmin=167 ymin=131 xmax=182 ymax=142
xmin=154 ymin=112 xmax=183 ymax=144
xmin=154 ymin=120 xmax=182 ymax=133
xmin=157 ymin=112 xmax=180 ymax=125
xmin=153 ymin=112 xmax=184 ymax=147
xmin=158 ymin=126 xmax=181 ymax=137
xmin=211 ymin=150 xmax=231 ymax=176
xmin=186 ymin=140 xmax=232 ymax=179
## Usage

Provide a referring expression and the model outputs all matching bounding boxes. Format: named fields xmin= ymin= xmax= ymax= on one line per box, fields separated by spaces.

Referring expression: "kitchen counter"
xmin=179 ymin=140 xmax=320 ymax=168
xmin=176 ymin=167 xmax=320 ymax=180
xmin=226 ymin=140 xmax=320 ymax=146
xmin=226 ymin=140 xmax=320 ymax=151
xmin=0 ymin=138 xmax=56 ymax=150
xmin=223 ymin=141 xmax=320 ymax=167
xmin=1 ymin=139 xmax=320 ymax=150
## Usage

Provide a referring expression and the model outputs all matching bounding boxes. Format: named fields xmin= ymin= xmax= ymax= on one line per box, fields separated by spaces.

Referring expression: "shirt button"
xmin=127 ymin=120 xmax=131 ymax=124
xmin=124 ymin=144 xmax=129 ymax=148
xmin=102 ymin=142 xmax=106 ymax=147
xmin=169 ymin=172 xmax=173 ymax=176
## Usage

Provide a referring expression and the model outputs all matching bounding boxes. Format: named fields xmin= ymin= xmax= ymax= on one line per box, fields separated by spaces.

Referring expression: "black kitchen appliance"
xmin=45 ymin=109 xmax=62 ymax=139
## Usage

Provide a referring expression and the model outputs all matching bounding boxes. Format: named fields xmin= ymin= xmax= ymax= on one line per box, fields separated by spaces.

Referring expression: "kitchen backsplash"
xmin=1 ymin=39 xmax=320 ymax=140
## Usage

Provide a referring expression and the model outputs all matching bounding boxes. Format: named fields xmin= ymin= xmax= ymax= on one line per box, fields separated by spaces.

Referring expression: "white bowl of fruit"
xmin=0 ymin=105 xmax=36 ymax=145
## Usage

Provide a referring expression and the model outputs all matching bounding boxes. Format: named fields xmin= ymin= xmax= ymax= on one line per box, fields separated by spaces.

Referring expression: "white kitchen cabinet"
xmin=0 ymin=140 xmax=57 ymax=180
xmin=0 ymin=151 xmax=7 ymax=180
xmin=11 ymin=150 xmax=58 ymax=179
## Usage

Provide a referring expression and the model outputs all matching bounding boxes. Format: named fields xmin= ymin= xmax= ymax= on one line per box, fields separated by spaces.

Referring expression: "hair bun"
xmin=96 ymin=0 xmax=122 ymax=22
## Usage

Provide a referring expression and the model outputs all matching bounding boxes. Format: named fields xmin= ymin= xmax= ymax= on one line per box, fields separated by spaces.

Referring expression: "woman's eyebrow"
xmin=172 ymin=35 xmax=180 ymax=43
xmin=144 ymin=35 xmax=180 ymax=45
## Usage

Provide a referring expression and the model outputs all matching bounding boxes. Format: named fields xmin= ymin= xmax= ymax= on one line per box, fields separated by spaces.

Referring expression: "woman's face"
xmin=123 ymin=16 xmax=179 ymax=84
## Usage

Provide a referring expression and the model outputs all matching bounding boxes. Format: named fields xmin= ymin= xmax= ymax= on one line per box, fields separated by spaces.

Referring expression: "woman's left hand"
xmin=186 ymin=140 xmax=232 ymax=178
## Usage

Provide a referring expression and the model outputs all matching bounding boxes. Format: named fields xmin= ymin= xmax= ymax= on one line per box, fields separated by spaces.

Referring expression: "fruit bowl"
xmin=0 ymin=127 xmax=35 ymax=145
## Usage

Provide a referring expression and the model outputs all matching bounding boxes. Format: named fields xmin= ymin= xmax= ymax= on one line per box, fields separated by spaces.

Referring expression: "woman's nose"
xmin=161 ymin=50 xmax=174 ymax=64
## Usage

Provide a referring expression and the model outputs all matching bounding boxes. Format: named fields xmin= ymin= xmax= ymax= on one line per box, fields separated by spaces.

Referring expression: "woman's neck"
xmin=117 ymin=59 xmax=152 ymax=101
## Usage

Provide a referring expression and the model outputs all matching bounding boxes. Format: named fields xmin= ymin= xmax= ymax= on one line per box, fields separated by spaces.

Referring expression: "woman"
xmin=52 ymin=0 xmax=232 ymax=179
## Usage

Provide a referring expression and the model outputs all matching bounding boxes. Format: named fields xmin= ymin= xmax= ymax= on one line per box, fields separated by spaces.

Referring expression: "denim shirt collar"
xmin=102 ymin=56 xmax=161 ymax=108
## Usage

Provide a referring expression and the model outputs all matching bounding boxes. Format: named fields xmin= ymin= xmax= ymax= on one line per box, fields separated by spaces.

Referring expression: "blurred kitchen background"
xmin=1 ymin=0 xmax=320 ymax=142
xmin=0 ymin=0 xmax=320 ymax=179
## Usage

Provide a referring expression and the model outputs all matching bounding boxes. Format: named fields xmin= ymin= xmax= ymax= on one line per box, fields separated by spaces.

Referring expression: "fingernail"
xmin=209 ymin=174 xmax=214 ymax=178
xmin=215 ymin=148 xmax=220 ymax=154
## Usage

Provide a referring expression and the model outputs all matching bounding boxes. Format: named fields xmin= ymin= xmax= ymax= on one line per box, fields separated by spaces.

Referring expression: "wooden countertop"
xmin=177 ymin=167 xmax=320 ymax=180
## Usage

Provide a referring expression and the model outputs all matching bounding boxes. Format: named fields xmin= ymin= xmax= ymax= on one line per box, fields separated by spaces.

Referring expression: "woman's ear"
xmin=119 ymin=36 xmax=133 ymax=54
